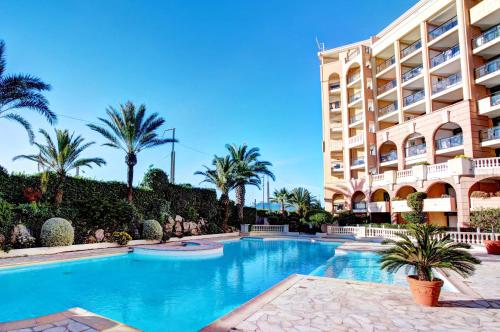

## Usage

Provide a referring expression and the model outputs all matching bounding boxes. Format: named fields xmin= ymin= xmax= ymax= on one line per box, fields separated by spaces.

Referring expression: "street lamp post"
xmin=163 ymin=128 xmax=176 ymax=184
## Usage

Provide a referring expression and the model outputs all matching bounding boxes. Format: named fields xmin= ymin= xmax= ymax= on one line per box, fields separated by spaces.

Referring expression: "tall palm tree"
xmin=226 ymin=144 xmax=275 ymax=224
xmin=14 ymin=129 xmax=105 ymax=207
xmin=288 ymin=187 xmax=318 ymax=217
xmin=88 ymin=101 xmax=176 ymax=203
xmin=0 ymin=40 xmax=56 ymax=143
xmin=271 ymin=188 xmax=290 ymax=214
xmin=195 ymin=156 xmax=236 ymax=231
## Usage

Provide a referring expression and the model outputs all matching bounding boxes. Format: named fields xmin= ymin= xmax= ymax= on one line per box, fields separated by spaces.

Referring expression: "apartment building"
xmin=319 ymin=0 xmax=500 ymax=228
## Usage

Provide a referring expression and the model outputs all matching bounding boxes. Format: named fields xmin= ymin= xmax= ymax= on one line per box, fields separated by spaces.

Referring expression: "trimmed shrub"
xmin=402 ymin=192 xmax=427 ymax=224
xmin=142 ymin=220 xmax=163 ymax=240
xmin=140 ymin=167 xmax=169 ymax=192
xmin=470 ymin=208 xmax=500 ymax=233
xmin=40 ymin=218 xmax=74 ymax=247
xmin=112 ymin=231 xmax=132 ymax=245
xmin=470 ymin=191 xmax=489 ymax=198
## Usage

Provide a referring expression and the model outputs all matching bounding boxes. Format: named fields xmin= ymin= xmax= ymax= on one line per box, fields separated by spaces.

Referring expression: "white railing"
xmin=473 ymin=157 xmax=500 ymax=169
xmin=327 ymin=226 xmax=500 ymax=245
xmin=348 ymin=133 xmax=364 ymax=148
xmin=427 ymin=162 xmax=448 ymax=179
xmin=396 ymin=169 xmax=414 ymax=184
xmin=330 ymin=140 xmax=343 ymax=150
xmin=250 ymin=224 xmax=289 ymax=233
xmin=372 ymin=174 xmax=384 ymax=182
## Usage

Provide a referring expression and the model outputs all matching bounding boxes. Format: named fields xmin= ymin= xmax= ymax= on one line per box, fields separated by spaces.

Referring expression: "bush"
xmin=454 ymin=154 xmax=469 ymax=159
xmin=112 ymin=231 xmax=132 ymax=245
xmin=140 ymin=167 xmax=169 ymax=193
xmin=15 ymin=203 xmax=54 ymax=241
xmin=0 ymin=198 xmax=14 ymax=237
xmin=470 ymin=208 xmax=500 ymax=233
xmin=470 ymin=191 xmax=489 ymax=198
xmin=142 ymin=220 xmax=163 ymax=240
xmin=414 ymin=161 xmax=430 ymax=166
xmin=40 ymin=218 xmax=74 ymax=247
xmin=402 ymin=192 xmax=427 ymax=224
xmin=308 ymin=210 xmax=333 ymax=226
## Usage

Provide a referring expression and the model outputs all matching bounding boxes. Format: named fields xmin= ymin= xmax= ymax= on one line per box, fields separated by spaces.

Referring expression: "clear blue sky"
xmin=0 ymin=0 xmax=416 ymax=205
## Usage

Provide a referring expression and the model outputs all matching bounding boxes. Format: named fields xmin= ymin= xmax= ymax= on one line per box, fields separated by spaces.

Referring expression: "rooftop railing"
xmin=377 ymin=79 xmax=397 ymax=94
xmin=402 ymin=64 xmax=423 ymax=82
xmin=347 ymin=72 xmax=361 ymax=84
xmin=348 ymin=91 xmax=362 ymax=104
xmin=400 ymin=39 xmax=422 ymax=58
xmin=380 ymin=150 xmax=397 ymax=163
xmin=428 ymin=16 xmax=458 ymax=41
xmin=378 ymin=101 xmax=398 ymax=117
xmin=473 ymin=24 xmax=500 ymax=49
xmin=430 ymin=44 xmax=460 ymax=68
xmin=376 ymin=55 xmax=395 ymax=73
xmin=475 ymin=58 xmax=500 ymax=79
xmin=435 ymin=133 xmax=463 ymax=150
xmin=403 ymin=89 xmax=425 ymax=107
xmin=406 ymin=142 xmax=426 ymax=157
xmin=480 ymin=126 xmax=500 ymax=142
xmin=432 ymin=72 xmax=462 ymax=94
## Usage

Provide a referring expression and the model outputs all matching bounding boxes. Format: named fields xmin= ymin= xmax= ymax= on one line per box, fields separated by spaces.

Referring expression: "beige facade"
xmin=319 ymin=0 xmax=500 ymax=227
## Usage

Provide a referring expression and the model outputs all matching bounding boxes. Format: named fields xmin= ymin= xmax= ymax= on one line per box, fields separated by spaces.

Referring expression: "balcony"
xmin=380 ymin=150 xmax=397 ymax=166
xmin=367 ymin=201 xmax=390 ymax=213
xmin=430 ymin=44 xmax=460 ymax=75
xmin=480 ymin=126 xmax=500 ymax=148
xmin=378 ymin=101 xmax=398 ymax=122
xmin=470 ymin=0 xmax=500 ymax=29
xmin=329 ymin=82 xmax=341 ymax=93
xmin=330 ymin=140 xmax=343 ymax=151
xmin=330 ymin=101 xmax=341 ymax=111
xmin=376 ymin=56 xmax=396 ymax=74
xmin=347 ymin=72 xmax=361 ymax=85
xmin=352 ymin=202 xmax=367 ymax=213
xmin=351 ymin=158 xmax=365 ymax=170
xmin=475 ymin=58 xmax=500 ymax=87
xmin=377 ymin=79 xmax=397 ymax=98
xmin=348 ymin=133 xmax=364 ymax=148
xmin=423 ymin=197 xmax=456 ymax=212
xmin=431 ymin=72 xmax=462 ymax=100
xmin=396 ymin=169 xmax=416 ymax=184
xmin=473 ymin=24 xmax=500 ymax=59
xmin=470 ymin=197 xmax=500 ymax=211
xmin=435 ymin=133 xmax=463 ymax=155
xmin=428 ymin=16 xmax=458 ymax=41
xmin=402 ymin=64 xmax=423 ymax=83
xmin=478 ymin=91 xmax=500 ymax=117
xmin=400 ymin=39 xmax=422 ymax=59
xmin=473 ymin=157 xmax=500 ymax=176
xmin=405 ymin=143 xmax=426 ymax=164
xmin=348 ymin=91 xmax=362 ymax=106
xmin=330 ymin=122 xmax=343 ymax=132
xmin=403 ymin=90 xmax=425 ymax=112
xmin=392 ymin=200 xmax=411 ymax=213
xmin=331 ymin=161 xmax=343 ymax=172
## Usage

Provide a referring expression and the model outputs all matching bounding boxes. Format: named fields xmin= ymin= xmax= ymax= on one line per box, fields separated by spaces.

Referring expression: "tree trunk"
xmin=54 ymin=175 xmax=65 ymax=208
xmin=235 ymin=184 xmax=245 ymax=225
xmin=280 ymin=201 xmax=285 ymax=215
xmin=220 ymin=193 xmax=230 ymax=232
xmin=125 ymin=153 xmax=137 ymax=204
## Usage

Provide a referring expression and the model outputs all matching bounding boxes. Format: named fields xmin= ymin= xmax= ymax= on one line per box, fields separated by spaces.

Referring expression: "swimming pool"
xmin=0 ymin=239 xmax=454 ymax=331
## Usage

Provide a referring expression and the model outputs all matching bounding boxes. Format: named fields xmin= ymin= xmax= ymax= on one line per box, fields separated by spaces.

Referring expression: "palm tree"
xmin=226 ymin=144 xmax=274 ymax=224
xmin=271 ymin=188 xmax=290 ymax=214
xmin=288 ymin=187 xmax=318 ymax=217
xmin=195 ymin=156 xmax=236 ymax=231
xmin=88 ymin=101 xmax=176 ymax=203
xmin=0 ymin=40 xmax=56 ymax=143
xmin=14 ymin=129 xmax=105 ymax=207
xmin=380 ymin=223 xmax=480 ymax=281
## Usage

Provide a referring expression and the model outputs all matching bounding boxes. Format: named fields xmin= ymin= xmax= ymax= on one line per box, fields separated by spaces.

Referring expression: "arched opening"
xmin=379 ymin=140 xmax=398 ymax=172
xmin=434 ymin=122 xmax=463 ymax=163
xmin=426 ymin=182 xmax=457 ymax=228
xmin=351 ymin=191 xmax=367 ymax=213
xmin=369 ymin=189 xmax=391 ymax=223
xmin=468 ymin=177 xmax=500 ymax=217
xmin=394 ymin=186 xmax=417 ymax=224
xmin=332 ymin=193 xmax=348 ymax=213
xmin=328 ymin=72 xmax=344 ymax=180
xmin=403 ymin=132 xmax=426 ymax=166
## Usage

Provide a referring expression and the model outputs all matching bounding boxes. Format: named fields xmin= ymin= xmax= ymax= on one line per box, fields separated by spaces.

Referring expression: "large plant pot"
xmin=484 ymin=240 xmax=500 ymax=255
xmin=407 ymin=276 xmax=443 ymax=306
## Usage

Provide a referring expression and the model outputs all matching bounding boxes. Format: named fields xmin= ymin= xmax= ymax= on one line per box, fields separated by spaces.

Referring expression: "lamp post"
xmin=163 ymin=128 xmax=176 ymax=184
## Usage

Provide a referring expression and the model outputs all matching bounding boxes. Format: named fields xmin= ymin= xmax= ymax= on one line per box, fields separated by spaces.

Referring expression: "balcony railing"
xmin=403 ymin=90 xmax=425 ymax=107
xmin=491 ymin=91 xmax=500 ymax=106
xmin=474 ymin=24 xmax=500 ymax=49
xmin=377 ymin=79 xmax=397 ymax=94
xmin=430 ymin=44 xmax=460 ymax=68
xmin=406 ymin=143 xmax=426 ymax=157
xmin=378 ymin=101 xmax=398 ymax=117
xmin=331 ymin=161 xmax=343 ymax=170
xmin=402 ymin=64 xmax=423 ymax=82
xmin=400 ymin=39 xmax=422 ymax=58
xmin=350 ymin=113 xmax=363 ymax=123
xmin=330 ymin=101 xmax=341 ymax=109
xmin=376 ymin=56 xmax=395 ymax=73
xmin=329 ymin=82 xmax=340 ymax=90
xmin=435 ymin=133 xmax=463 ymax=150
xmin=428 ymin=16 xmax=458 ymax=41
xmin=475 ymin=58 xmax=500 ymax=79
xmin=380 ymin=150 xmax=397 ymax=163
xmin=353 ymin=202 xmax=367 ymax=210
xmin=347 ymin=72 xmax=361 ymax=84
xmin=480 ymin=126 xmax=500 ymax=142
xmin=348 ymin=133 xmax=364 ymax=147
xmin=348 ymin=91 xmax=362 ymax=104
xmin=352 ymin=158 xmax=365 ymax=167
xmin=432 ymin=72 xmax=462 ymax=94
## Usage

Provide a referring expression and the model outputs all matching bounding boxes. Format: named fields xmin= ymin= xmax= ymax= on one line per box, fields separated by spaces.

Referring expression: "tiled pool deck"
xmin=1 ymin=237 xmax=499 ymax=332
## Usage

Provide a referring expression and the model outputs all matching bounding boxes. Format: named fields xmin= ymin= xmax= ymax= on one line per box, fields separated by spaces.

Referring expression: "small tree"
xmin=402 ymin=192 xmax=427 ymax=224
xmin=469 ymin=208 xmax=500 ymax=233
xmin=141 ymin=166 xmax=169 ymax=193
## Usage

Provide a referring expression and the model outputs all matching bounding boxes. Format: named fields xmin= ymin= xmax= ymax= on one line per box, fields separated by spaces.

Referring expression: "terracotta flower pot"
xmin=407 ymin=275 xmax=443 ymax=307
xmin=484 ymin=240 xmax=500 ymax=255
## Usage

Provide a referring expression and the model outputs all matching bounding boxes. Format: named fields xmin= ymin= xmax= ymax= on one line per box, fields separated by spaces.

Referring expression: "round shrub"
xmin=112 ymin=231 xmax=132 ymax=245
xmin=40 ymin=218 xmax=74 ymax=247
xmin=142 ymin=219 xmax=163 ymax=240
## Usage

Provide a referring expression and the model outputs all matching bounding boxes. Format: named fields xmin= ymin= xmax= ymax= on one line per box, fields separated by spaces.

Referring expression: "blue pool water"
xmin=0 ymin=240 xmax=454 ymax=331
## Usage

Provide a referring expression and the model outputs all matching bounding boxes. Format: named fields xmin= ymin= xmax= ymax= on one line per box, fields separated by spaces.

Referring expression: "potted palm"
xmin=469 ymin=208 xmax=500 ymax=255
xmin=380 ymin=223 xmax=480 ymax=306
